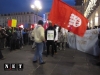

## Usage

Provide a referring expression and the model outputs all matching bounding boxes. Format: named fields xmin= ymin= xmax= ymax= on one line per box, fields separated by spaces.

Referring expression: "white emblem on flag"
xmin=68 ymin=13 xmax=82 ymax=27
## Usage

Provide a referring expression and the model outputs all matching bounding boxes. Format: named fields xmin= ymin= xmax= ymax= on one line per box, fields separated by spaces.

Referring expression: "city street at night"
xmin=0 ymin=0 xmax=100 ymax=75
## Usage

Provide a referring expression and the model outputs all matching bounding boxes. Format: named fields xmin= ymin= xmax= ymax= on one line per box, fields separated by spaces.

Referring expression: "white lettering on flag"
xmin=68 ymin=13 xmax=82 ymax=27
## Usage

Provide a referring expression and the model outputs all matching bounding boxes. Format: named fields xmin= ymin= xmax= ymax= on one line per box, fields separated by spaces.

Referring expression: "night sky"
xmin=0 ymin=0 xmax=75 ymax=16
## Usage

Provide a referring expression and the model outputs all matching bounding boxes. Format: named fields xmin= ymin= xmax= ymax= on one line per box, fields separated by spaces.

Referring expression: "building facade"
xmin=83 ymin=0 xmax=100 ymax=28
xmin=0 ymin=12 xmax=43 ymax=27
xmin=75 ymin=0 xmax=84 ymax=6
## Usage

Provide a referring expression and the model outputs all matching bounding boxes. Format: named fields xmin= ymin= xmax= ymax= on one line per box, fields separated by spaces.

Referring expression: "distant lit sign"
xmin=43 ymin=14 xmax=46 ymax=23
xmin=19 ymin=24 xmax=23 ymax=28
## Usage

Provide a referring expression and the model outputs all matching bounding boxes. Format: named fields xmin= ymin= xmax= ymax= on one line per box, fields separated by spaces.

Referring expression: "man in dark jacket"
xmin=0 ymin=25 xmax=6 ymax=60
xmin=6 ymin=27 xmax=12 ymax=48
xmin=10 ymin=28 xmax=17 ymax=51
xmin=45 ymin=21 xmax=56 ymax=57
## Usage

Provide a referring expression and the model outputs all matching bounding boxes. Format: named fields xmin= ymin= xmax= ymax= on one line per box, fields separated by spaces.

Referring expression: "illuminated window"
xmin=95 ymin=12 xmax=98 ymax=26
xmin=90 ymin=19 xmax=93 ymax=28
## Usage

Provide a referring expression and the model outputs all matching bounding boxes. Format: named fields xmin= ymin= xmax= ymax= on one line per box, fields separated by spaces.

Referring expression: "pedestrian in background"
xmin=0 ymin=25 xmax=6 ymax=60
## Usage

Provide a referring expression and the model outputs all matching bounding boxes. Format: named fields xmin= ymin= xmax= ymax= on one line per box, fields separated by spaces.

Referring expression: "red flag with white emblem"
xmin=48 ymin=0 xmax=88 ymax=37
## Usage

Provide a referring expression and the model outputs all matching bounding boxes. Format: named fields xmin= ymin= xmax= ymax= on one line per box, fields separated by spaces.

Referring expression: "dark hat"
xmin=38 ymin=20 xmax=43 ymax=25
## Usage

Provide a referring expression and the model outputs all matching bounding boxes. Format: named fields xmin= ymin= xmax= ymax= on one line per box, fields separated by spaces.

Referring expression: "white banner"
xmin=76 ymin=29 xmax=100 ymax=56
xmin=67 ymin=28 xmax=100 ymax=56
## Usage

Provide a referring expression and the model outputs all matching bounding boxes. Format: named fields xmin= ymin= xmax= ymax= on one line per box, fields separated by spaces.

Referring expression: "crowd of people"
xmin=0 ymin=25 xmax=34 ymax=60
xmin=0 ymin=20 xmax=100 ymax=66
xmin=0 ymin=20 xmax=67 ymax=64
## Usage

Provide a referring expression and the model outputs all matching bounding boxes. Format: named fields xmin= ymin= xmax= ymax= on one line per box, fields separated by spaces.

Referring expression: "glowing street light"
xmin=31 ymin=0 xmax=42 ymax=23
xmin=31 ymin=0 xmax=42 ymax=11
xmin=31 ymin=5 xmax=35 ymax=9
xmin=34 ymin=0 xmax=42 ymax=10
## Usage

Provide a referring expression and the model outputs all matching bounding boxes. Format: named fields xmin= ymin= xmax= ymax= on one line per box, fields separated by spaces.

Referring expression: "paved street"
xmin=0 ymin=45 xmax=100 ymax=75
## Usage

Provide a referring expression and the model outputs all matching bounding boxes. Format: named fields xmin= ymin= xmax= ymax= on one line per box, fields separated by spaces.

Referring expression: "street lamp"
xmin=31 ymin=0 xmax=42 ymax=23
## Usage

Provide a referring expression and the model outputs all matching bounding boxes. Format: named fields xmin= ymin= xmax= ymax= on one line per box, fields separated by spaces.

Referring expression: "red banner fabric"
xmin=48 ymin=0 xmax=88 ymax=37
xmin=8 ymin=20 xmax=12 ymax=27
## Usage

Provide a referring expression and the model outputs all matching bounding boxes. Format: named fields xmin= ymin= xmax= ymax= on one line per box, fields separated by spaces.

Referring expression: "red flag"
xmin=8 ymin=20 xmax=12 ymax=27
xmin=31 ymin=24 xmax=34 ymax=29
xmin=43 ymin=21 xmax=49 ymax=30
xmin=48 ymin=0 xmax=88 ymax=37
